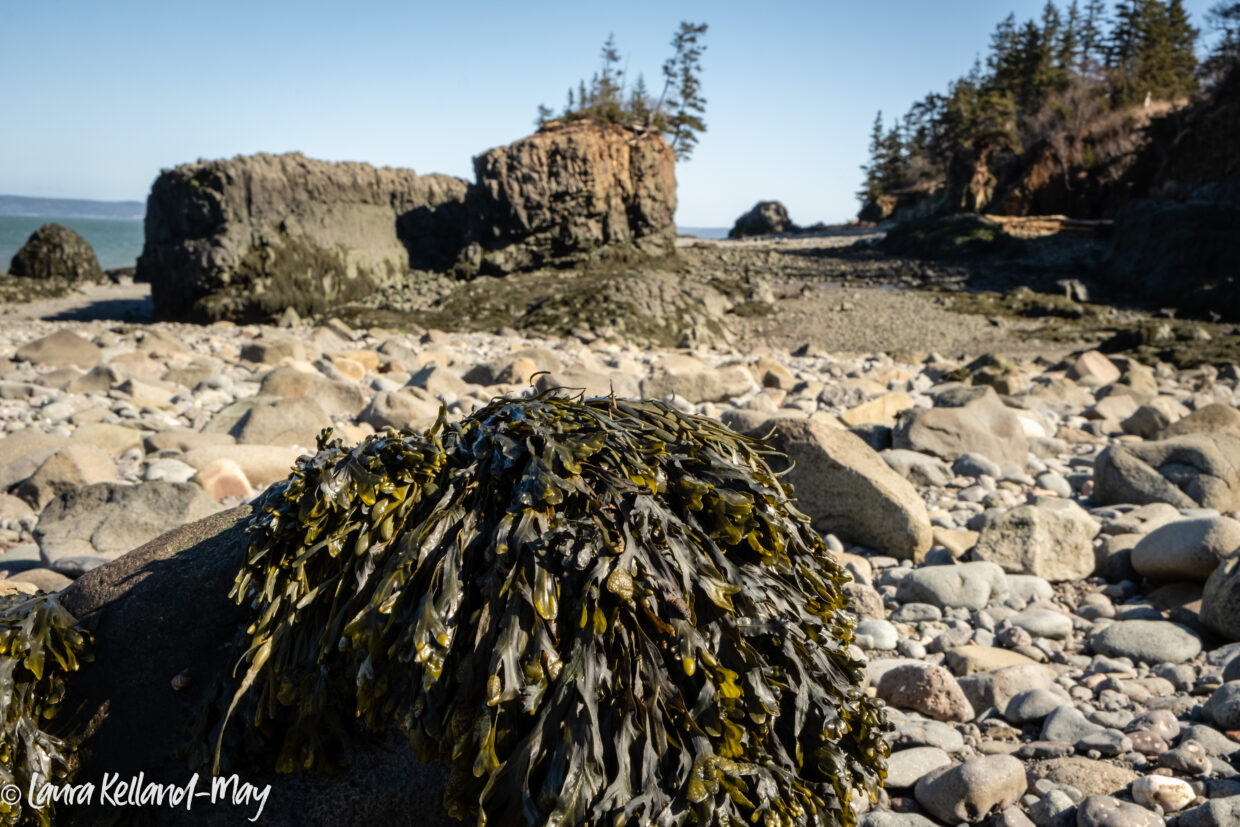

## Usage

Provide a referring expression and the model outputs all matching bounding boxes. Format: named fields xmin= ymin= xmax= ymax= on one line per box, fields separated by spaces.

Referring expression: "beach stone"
xmin=144 ymin=458 xmax=198 ymax=483
xmin=1160 ymin=402 xmax=1240 ymax=439
xmin=895 ymin=561 xmax=1009 ymax=610
xmin=8 ymin=568 xmax=74 ymax=593
xmin=1122 ymin=397 xmax=1190 ymax=438
xmin=1176 ymin=724 xmax=1236 ymax=757
xmin=1004 ymin=689 xmax=1065 ymax=724
xmin=880 ymin=449 xmax=954 ymax=487
xmin=259 ymin=366 xmax=368 ymax=418
xmin=1006 ymin=574 xmax=1055 ymax=605
xmin=641 ymin=356 xmax=754 ymax=403
xmin=8 ymin=222 xmax=105 ymax=282
xmin=891 ymin=603 xmax=943 ymax=623
xmin=876 ymin=663 xmax=974 ymax=722
xmin=1129 ymin=709 xmax=1181 ymax=742
xmin=1201 ymin=553 xmax=1240 ymax=641
xmin=34 ymin=481 xmax=223 ymax=561
xmin=1093 ymin=434 xmax=1240 ymax=510
xmin=1177 ymin=796 xmax=1240 ymax=827
xmin=859 ymin=814 xmax=940 ymax=827
xmin=972 ymin=498 xmax=1099 ymax=581
xmin=886 ymin=746 xmax=953 ymax=789
xmin=194 ymin=458 xmax=255 ymax=501
xmin=914 ymin=755 xmax=1027 ymax=824
xmin=1041 ymin=706 xmax=1106 ymax=744
xmin=144 ymin=430 xmax=235 ymax=454
xmin=1026 ymin=757 xmax=1139 ymax=798
xmin=1131 ymin=774 xmax=1194 ymax=812
xmin=240 ymin=338 xmax=307 ymax=364
xmin=533 ymin=369 xmax=641 ymax=399
xmin=760 ymin=418 xmax=932 ymax=560
xmin=358 ymin=390 xmax=440 ymax=432
xmin=0 ymin=431 xmax=68 ymax=492
xmin=1074 ymin=794 xmax=1163 ymax=827
xmin=891 ymin=718 xmax=966 ymax=753
xmin=840 ymin=392 xmax=914 ymax=428
xmin=843 ymin=581 xmax=885 ymax=620
xmin=1204 ymin=682 xmax=1240 ymax=729
xmin=1089 ymin=619 xmax=1202 ymax=665
xmin=69 ymin=423 xmax=144 ymax=457
xmin=855 ymin=619 xmax=899 ymax=650
xmin=946 ymin=646 xmax=1040 ymax=676
xmin=15 ymin=330 xmax=102 ymax=369
xmin=1131 ymin=515 xmax=1240 ymax=581
xmin=954 ymin=452 xmax=1002 ymax=478
xmin=15 ymin=443 xmax=118 ymax=510
xmin=182 ymin=444 xmax=300 ymax=489
xmin=894 ymin=386 xmax=1029 ymax=465
xmin=1159 ymin=739 xmax=1211 ymax=775
xmin=1009 ymin=608 xmax=1074 ymax=641
xmin=1068 ymin=351 xmax=1121 ymax=385
xmin=1126 ymin=730 xmax=1169 ymax=755
xmin=230 ymin=397 xmax=331 ymax=447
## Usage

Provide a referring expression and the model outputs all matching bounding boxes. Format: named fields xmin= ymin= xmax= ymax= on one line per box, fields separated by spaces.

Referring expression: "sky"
xmin=0 ymin=0 xmax=1223 ymax=227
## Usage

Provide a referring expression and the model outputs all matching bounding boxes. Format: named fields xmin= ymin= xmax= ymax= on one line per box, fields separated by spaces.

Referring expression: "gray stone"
xmin=914 ymin=755 xmax=1027 ymax=824
xmin=9 ymin=222 xmax=105 ymax=282
xmin=890 ymin=717 xmax=966 ymax=753
xmin=1005 ymin=689 xmax=1066 ymax=724
xmin=881 ymin=449 xmax=954 ymax=487
xmin=1074 ymin=794 xmax=1163 ymax=827
xmin=858 ymin=813 xmax=940 ymax=827
xmin=972 ymin=498 xmax=1100 ymax=581
xmin=890 ymin=603 xmax=943 ymax=623
xmin=728 ymin=200 xmax=796 ymax=238
xmin=895 ymin=561 xmax=1010 ymax=610
xmin=1089 ymin=619 xmax=1202 ymax=665
xmin=1177 ymin=796 xmax=1240 ymax=827
xmin=1204 ymin=682 xmax=1240 ymax=729
xmin=230 ymin=396 xmax=332 ymax=447
xmin=1131 ymin=515 xmax=1240 ymax=582
xmin=855 ymin=619 xmax=899 ymax=650
xmin=34 ymin=481 xmax=223 ymax=561
xmin=1010 ymin=609 xmax=1074 ymax=641
xmin=885 ymin=746 xmax=953 ymax=789
xmin=759 ymin=418 xmax=932 ymax=560
xmin=1041 ymin=706 xmax=1106 ymax=744
xmin=15 ymin=330 xmax=102 ymax=369
xmin=954 ymin=452 xmax=1002 ymax=478
xmin=894 ymin=386 xmax=1030 ymax=465
xmin=1093 ymin=434 xmax=1240 ymax=510
xmin=358 ymin=390 xmax=440 ymax=432
xmin=1202 ymin=553 xmax=1240 ymax=641
xmin=144 ymin=458 xmax=198 ymax=483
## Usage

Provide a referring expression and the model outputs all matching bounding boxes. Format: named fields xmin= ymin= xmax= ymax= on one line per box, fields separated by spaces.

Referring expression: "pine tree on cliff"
xmin=1110 ymin=0 xmax=1198 ymax=103
xmin=1079 ymin=0 xmax=1111 ymax=71
xmin=858 ymin=112 xmax=886 ymax=203
xmin=1202 ymin=1 xmax=1240 ymax=84
xmin=658 ymin=21 xmax=709 ymax=160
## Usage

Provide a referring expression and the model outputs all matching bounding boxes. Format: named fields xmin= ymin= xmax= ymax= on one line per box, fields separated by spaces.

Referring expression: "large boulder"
xmin=893 ymin=386 xmax=1028 ymax=466
xmin=758 ymin=417 xmax=933 ymax=560
xmin=57 ymin=507 xmax=456 ymax=826
xmin=1093 ymin=434 xmax=1240 ymax=510
xmin=971 ymin=498 xmax=1100 ymax=581
xmin=728 ymin=200 xmax=796 ymax=238
xmin=8 ymin=222 xmax=105 ymax=282
xmin=468 ymin=121 xmax=677 ymax=274
xmin=1202 ymin=552 xmax=1240 ymax=641
xmin=138 ymin=152 xmax=470 ymax=321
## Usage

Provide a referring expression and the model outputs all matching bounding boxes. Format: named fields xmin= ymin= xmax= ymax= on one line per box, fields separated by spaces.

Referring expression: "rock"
xmin=1131 ymin=516 xmax=1240 ymax=582
xmin=1041 ymin=705 xmax=1107 ymax=744
xmin=972 ymin=498 xmax=1099 ymax=581
xmin=0 ymin=430 xmax=68 ymax=491
xmin=642 ymin=355 xmax=754 ymax=403
xmin=1004 ymin=689 xmax=1065 ymax=723
xmin=14 ymin=330 xmax=102 ymax=369
xmin=8 ymin=567 xmax=74 ymax=593
xmin=759 ymin=418 xmax=932 ymax=560
xmin=1067 ymin=351 xmax=1121 ymax=385
xmin=533 ymin=370 xmax=641 ymax=399
xmin=886 ymin=747 xmax=953 ymax=789
xmin=470 ymin=122 xmax=677 ymax=274
xmin=894 ymin=386 xmax=1029 ymax=465
xmin=34 ymin=482 xmax=223 ymax=561
xmin=881 ymin=449 xmax=954 ymax=487
xmin=57 ymin=507 xmax=456 ymax=826
xmin=844 ymin=581 xmax=886 ymax=620
xmin=1159 ymin=402 xmax=1240 ymax=439
xmin=1093 ymin=434 xmax=1240 ymax=510
xmin=240 ymin=337 xmax=307 ymax=364
xmin=1009 ymin=609 xmax=1074 ymax=641
xmin=840 ymin=393 xmax=915 ymax=428
xmin=69 ymin=423 xmax=144 ymax=457
xmin=1121 ymin=397 xmax=1190 ymax=438
xmin=1204 ymin=682 xmax=1240 ymax=729
xmin=1026 ymin=757 xmax=1138 ymax=798
xmin=914 ymin=755 xmax=1027 ymax=824
xmin=728 ymin=200 xmax=796 ymax=238
xmin=144 ymin=458 xmax=198 ymax=483
xmin=1177 ymin=796 xmax=1240 ymax=827
xmin=194 ymin=458 xmax=255 ymax=501
xmin=358 ymin=390 xmax=440 ymax=432
xmin=855 ymin=618 xmax=899 ymax=650
xmin=946 ymin=646 xmax=1040 ymax=676
xmin=1074 ymin=795 xmax=1163 ymax=827
xmin=1130 ymin=774 xmax=1194 ymax=812
xmin=1203 ymin=553 xmax=1240 ymax=641
xmin=15 ymin=443 xmax=118 ymax=509
xmin=230 ymin=397 xmax=332 ymax=447
xmin=181 ymin=444 xmax=300 ymax=489
xmin=8 ymin=222 xmax=105 ymax=282
xmin=258 ymin=366 xmax=367 ymax=419
xmin=1089 ymin=619 xmax=1202 ymax=665
xmin=140 ymin=151 xmax=470 ymax=321
xmin=859 ymin=813 xmax=941 ymax=827
xmin=876 ymin=663 xmax=975 ymax=722
xmin=896 ymin=562 xmax=1009 ymax=610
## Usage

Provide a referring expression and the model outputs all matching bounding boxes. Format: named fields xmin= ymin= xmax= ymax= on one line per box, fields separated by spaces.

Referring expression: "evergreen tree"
xmin=858 ymin=111 xmax=886 ymax=202
xmin=658 ymin=21 xmax=709 ymax=161
xmin=1080 ymin=0 xmax=1110 ymax=71
xmin=1202 ymin=1 xmax=1240 ymax=84
xmin=629 ymin=73 xmax=651 ymax=120
xmin=1060 ymin=1 xmax=1084 ymax=70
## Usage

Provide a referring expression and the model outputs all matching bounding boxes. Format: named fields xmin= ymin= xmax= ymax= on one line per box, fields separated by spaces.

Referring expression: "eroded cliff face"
xmin=139 ymin=153 xmax=469 ymax=321
xmin=467 ymin=122 xmax=677 ymax=274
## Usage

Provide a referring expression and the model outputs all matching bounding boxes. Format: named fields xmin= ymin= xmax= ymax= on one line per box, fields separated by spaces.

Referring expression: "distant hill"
xmin=0 ymin=194 xmax=144 ymax=220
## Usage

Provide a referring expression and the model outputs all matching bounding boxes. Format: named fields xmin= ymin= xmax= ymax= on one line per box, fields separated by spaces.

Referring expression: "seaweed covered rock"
xmin=8 ymin=223 xmax=105 ymax=283
xmin=223 ymin=396 xmax=888 ymax=825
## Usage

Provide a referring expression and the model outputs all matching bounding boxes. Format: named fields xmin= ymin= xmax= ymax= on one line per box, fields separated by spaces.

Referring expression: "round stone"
xmin=1089 ymin=619 xmax=1202 ymax=665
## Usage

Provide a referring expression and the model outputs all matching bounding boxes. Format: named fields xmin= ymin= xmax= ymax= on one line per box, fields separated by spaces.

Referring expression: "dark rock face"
xmin=8 ymin=223 xmax=105 ymax=282
xmin=728 ymin=201 xmax=795 ymax=238
xmin=467 ymin=122 xmax=677 ymax=274
xmin=137 ymin=152 xmax=470 ymax=321
xmin=57 ymin=507 xmax=457 ymax=826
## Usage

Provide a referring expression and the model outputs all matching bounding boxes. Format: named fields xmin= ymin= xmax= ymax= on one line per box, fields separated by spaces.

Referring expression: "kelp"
xmin=223 ymin=395 xmax=889 ymax=826
xmin=0 ymin=594 xmax=92 ymax=827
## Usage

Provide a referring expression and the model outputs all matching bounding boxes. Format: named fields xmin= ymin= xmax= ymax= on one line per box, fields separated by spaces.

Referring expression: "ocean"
xmin=677 ymin=226 xmax=729 ymax=240
xmin=0 ymin=215 xmax=145 ymax=271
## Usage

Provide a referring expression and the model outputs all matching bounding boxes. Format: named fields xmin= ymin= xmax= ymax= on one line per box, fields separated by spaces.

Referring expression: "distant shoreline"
xmin=0 ymin=194 xmax=144 ymax=221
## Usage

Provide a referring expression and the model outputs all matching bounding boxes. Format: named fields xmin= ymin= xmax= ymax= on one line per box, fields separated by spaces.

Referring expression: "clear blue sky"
xmin=0 ymin=1 xmax=1221 ymax=226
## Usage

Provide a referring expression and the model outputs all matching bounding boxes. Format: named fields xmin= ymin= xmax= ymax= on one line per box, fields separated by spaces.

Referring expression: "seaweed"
xmin=0 ymin=594 xmax=92 ymax=827
xmin=223 ymin=395 xmax=888 ymax=826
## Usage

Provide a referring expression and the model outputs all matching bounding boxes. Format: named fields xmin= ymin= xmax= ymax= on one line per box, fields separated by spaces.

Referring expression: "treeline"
xmin=859 ymin=0 xmax=1240 ymax=207
xmin=534 ymin=22 xmax=708 ymax=161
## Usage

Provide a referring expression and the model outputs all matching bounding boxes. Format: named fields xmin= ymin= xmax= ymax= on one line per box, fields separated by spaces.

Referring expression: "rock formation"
xmin=9 ymin=223 xmax=106 ymax=282
xmin=138 ymin=153 xmax=470 ymax=321
xmin=466 ymin=121 xmax=677 ymax=274
xmin=728 ymin=200 xmax=796 ymax=238
xmin=139 ymin=123 xmax=679 ymax=322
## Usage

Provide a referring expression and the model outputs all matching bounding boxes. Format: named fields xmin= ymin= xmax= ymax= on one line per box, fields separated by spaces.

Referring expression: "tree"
xmin=1201 ymin=1 xmax=1240 ymax=84
xmin=628 ymin=73 xmax=651 ymax=120
xmin=858 ymin=111 xmax=887 ymax=202
xmin=534 ymin=103 xmax=555 ymax=129
xmin=657 ymin=21 xmax=709 ymax=160
xmin=1079 ymin=0 xmax=1110 ymax=71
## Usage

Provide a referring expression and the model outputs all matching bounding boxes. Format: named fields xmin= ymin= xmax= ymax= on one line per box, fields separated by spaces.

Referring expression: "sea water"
xmin=0 ymin=215 xmax=145 ymax=271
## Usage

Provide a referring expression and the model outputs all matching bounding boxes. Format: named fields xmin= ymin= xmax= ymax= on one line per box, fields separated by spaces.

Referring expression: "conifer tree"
xmin=658 ymin=21 xmax=709 ymax=161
